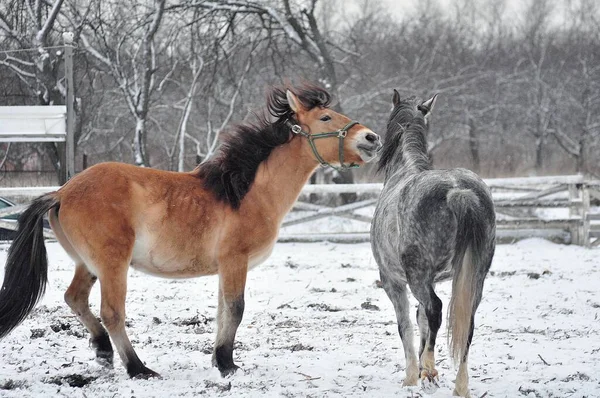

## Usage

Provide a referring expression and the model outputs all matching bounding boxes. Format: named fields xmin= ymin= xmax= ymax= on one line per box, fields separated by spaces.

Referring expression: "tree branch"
xmin=80 ymin=34 xmax=112 ymax=65
xmin=35 ymin=0 xmax=65 ymax=45
xmin=0 ymin=59 xmax=36 ymax=78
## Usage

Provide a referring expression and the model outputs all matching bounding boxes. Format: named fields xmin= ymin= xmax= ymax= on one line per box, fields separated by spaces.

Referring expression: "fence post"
xmin=568 ymin=183 xmax=582 ymax=245
xmin=568 ymin=183 xmax=579 ymax=217
xmin=63 ymin=32 xmax=76 ymax=181
xmin=569 ymin=223 xmax=580 ymax=246
xmin=582 ymin=183 xmax=591 ymax=248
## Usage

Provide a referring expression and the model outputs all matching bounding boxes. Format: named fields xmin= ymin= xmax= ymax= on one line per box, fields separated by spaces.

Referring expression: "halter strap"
xmin=285 ymin=120 xmax=360 ymax=172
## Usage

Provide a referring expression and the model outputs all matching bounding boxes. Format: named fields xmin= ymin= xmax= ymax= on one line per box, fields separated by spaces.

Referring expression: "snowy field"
xmin=0 ymin=239 xmax=599 ymax=398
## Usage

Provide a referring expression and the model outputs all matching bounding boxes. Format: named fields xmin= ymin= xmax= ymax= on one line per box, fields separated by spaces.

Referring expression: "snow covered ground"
xmin=0 ymin=239 xmax=599 ymax=398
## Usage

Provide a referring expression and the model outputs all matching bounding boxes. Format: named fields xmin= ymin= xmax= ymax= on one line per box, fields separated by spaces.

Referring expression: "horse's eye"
xmin=320 ymin=115 xmax=331 ymax=122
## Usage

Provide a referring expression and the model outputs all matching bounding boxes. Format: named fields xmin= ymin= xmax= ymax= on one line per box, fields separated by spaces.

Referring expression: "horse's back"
xmin=56 ymin=162 xmax=202 ymax=233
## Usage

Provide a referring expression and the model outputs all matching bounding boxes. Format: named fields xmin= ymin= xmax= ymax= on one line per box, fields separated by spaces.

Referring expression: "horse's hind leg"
xmin=416 ymin=303 xmax=428 ymax=360
xmin=98 ymin=266 xmax=159 ymax=378
xmin=410 ymin=284 xmax=442 ymax=384
xmin=212 ymin=258 xmax=247 ymax=376
xmin=380 ymin=274 xmax=419 ymax=386
xmin=51 ymin=209 xmax=114 ymax=364
xmin=403 ymin=246 xmax=442 ymax=384
xmin=65 ymin=264 xmax=113 ymax=365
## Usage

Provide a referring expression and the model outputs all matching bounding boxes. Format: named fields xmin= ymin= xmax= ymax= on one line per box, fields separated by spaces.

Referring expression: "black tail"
xmin=0 ymin=193 xmax=59 ymax=338
xmin=445 ymin=188 xmax=493 ymax=363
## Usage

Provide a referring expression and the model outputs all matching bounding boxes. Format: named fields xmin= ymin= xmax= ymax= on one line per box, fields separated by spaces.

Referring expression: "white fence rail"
xmin=0 ymin=175 xmax=598 ymax=246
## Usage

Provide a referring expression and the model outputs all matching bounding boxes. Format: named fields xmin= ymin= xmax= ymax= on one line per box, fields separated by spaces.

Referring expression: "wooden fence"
xmin=0 ymin=175 xmax=599 ymax=246
xmin=280 ymin=175 xmax=600 ymax=247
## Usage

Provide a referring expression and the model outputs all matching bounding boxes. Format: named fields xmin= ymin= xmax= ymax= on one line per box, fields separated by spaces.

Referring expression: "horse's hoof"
xmin=129 ymin=366 xmax=161 ymax=379
xmin=420 ymin=369 xmax=439 ymax=394
xmin=453 ymin=388 xmax=471 ymax=398
xmin=421 ymin=377 xmax=440 ymax=394
xmin=420 ymin=368 xmax=438 ymax=380
xmin=95 ymin=347 xmax=113 ymax=364
xmin=136 ymin=372 xmax=161 ymax=380
xmin=95 ymin=352 xmax=114 ymax=368
xmin=219 ymin=364 xmax=240 ymax=378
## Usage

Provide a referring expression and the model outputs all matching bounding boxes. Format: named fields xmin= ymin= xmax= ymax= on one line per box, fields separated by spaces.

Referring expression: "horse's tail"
xmin=445 ymin=188 xmax=487 ymax=364
xmin=0 ymin=193 xmax=59 ymax=339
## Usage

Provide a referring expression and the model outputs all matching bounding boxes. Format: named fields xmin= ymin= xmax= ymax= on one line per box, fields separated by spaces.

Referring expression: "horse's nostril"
xmin=365 ymin=133 xmax=378 ymax=143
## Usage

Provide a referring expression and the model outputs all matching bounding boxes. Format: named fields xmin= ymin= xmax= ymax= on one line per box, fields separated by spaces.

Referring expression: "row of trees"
xmin=1 ymin=0 xmax=599 ymax=184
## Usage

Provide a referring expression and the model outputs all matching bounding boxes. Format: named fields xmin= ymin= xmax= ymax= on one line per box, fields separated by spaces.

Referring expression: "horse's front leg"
xmin=212 ymin=256 xmax=247 ymax=376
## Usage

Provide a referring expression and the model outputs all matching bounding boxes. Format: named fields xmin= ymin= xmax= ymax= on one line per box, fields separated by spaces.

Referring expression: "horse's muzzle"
xmin=357 ymin=131 xmax=383 ymax=162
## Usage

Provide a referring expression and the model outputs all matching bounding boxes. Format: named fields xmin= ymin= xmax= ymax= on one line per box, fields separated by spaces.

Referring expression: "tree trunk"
xmin=576 ymin=136 xmax=585 ymax=173
xmin=178 ymin=121 xmax=186 ymax=171
xmin=468 ymin=116 xmax=480 ymax=173
xmin=534 ymin=136 xmax=543 ymax=173
xmin=133 ymin=117 xmax=148 ymax=167
xmin=37 ymin=57 xmax=67 ymax=182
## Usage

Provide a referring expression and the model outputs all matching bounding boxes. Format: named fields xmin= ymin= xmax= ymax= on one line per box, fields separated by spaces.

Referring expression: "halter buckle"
xmin=338 ymin=129 xmax=347 ymax=138
xmin=291 ymin=124 xmax=302 ymax=135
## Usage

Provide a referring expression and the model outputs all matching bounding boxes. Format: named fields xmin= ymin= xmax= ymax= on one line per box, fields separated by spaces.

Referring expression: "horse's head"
xmin=279 ymin=85 xmax=381 ymax=170
xmin=387 ymin=90 xmax=438 ymax=133
xmin=378 ymin=90 xmax=438 ymax=174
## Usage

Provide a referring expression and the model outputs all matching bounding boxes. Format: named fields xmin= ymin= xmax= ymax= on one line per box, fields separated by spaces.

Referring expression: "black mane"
xmin=378 ymin=95 xmax=431 ymax=175
xmin=196 ymin=84 xmax=332 ymax=209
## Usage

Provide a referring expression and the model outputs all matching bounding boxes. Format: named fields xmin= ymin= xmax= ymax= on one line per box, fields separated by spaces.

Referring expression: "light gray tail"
xmin=445 ymin=188 xmax=487 ymax=363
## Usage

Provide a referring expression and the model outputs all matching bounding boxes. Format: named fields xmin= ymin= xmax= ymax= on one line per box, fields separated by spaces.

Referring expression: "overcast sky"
xmin=342 ymin=0 xmax=579 ymax=28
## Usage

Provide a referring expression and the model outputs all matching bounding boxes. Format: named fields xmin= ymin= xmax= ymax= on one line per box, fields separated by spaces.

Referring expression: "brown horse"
xmin=0 ymin=84 xmax=381 ymax=378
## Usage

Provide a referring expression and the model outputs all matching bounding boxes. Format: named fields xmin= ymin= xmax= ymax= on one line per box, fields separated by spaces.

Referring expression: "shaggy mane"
xmin=195 ymin=84 xmax=331 ymax=209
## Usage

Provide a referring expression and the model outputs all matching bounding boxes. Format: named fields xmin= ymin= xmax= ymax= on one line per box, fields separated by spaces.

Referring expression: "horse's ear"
xmin=419 ymin=94 xmax=438 ymax=116
xmin=286 ymin=90 xmax=303 ymax=114
xmin=392 ymin=89 xmax=401 ymax=106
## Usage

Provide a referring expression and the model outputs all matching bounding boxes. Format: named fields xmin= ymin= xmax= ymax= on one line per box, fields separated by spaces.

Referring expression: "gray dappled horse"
xmin=370 ymin=91 xmax=495 ymax=397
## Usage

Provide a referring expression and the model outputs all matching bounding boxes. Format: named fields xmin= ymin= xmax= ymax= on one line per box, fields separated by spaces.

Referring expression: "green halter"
xmin=286 ymin=120 xmax=361 ymax=172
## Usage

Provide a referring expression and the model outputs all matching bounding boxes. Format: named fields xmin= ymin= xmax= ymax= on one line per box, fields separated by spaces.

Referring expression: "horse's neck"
xmin=384 ymin=129 xmax=431 ymax=183
xmin=401 ymin=128 xmax=430 ymax=170
xmin=246 ymin=137 xmax=318 ymax=217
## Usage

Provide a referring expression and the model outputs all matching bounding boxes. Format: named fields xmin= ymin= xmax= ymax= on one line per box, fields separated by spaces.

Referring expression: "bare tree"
xmin=186 ymin=0 xmax=361 ymax=200
xmin=550 ymin=59 xmax=600 ymax=174
xmin=79 ymin=0 xmax=167 ymax=166
xmin=2 ymin=0 xmax=600 ymax=182
xmin=169 ymin=10 xmax=255 ymax=171
xmin=0 ymin=0 xmax=65 ymax=104
xmin=0 ymin=0 xmax=69 ymax=181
